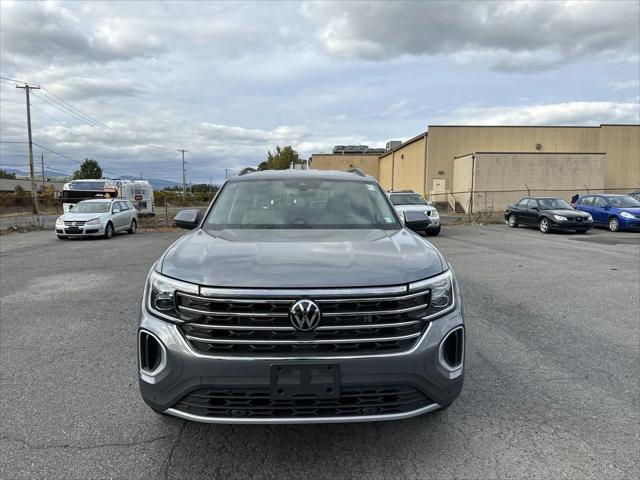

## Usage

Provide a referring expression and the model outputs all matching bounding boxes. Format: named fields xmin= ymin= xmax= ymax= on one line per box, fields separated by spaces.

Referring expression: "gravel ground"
xmin=0 ymin=225 xmax=638 ymax=479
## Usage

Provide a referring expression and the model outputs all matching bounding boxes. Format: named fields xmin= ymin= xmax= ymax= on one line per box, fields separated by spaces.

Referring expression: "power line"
xmin=39 ymin=87 xmax=177 ymax=153
xmin=29 ymin=103 xmax=70 ymax=126
xmin=0 ymin=76 xmax=33 ymax=85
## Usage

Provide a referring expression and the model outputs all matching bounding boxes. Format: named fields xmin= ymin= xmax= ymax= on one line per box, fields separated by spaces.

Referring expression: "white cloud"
xmin=442 ymin=101 xmax=640 ymax=126
xmin=304 ymin=1 xmax=640 ymax=72
xmin=608 ymin=80 xmax=640 ymax=91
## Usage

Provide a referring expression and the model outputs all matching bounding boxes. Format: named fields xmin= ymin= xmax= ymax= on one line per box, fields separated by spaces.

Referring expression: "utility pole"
xmin=41 ymin=153 xmax=45 ymax=191
xmin=224 ymin=168 xmax=230 ymax=179
xmin=177 ymin=149 xmax=188 ymax=200
xmin=16 ymin=83 xmax=41 ymax=216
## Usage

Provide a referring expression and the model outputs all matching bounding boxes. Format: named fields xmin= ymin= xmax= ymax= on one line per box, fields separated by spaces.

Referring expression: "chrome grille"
xmin=175 ymin=287 xmax=430 ymax=356
xmin=64 ymin=220 xmax=86 ymax=226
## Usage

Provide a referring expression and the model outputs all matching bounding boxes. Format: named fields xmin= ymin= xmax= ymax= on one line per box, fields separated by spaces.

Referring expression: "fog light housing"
xmin=438 ymin=326 xmax=464 ymax=378
xmin=138 ymin=330 xmax=167 ymax=382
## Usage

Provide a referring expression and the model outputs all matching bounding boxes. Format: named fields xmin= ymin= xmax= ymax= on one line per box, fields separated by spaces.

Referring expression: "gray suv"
xmin=139 ymin=169 xmax=464 ymax=424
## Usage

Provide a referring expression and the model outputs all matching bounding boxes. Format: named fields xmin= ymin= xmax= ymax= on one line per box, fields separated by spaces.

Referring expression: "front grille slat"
xmin=185 ymin=331 xmax=422 ymax=345
xmin=172 ymin=385 xmax=432 ymax=419
xmin=175 ymin=286 xmax=430 ymax=356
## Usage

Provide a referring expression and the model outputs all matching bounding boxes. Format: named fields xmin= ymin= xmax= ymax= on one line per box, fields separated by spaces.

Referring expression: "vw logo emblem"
xmin=71 ymin=221 xmax=77 ymax=226
xmin=289 ymin=299 xmax=321 ymax=331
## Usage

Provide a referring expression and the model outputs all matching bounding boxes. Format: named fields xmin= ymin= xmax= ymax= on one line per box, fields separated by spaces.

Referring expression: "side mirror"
xmin=530 ymin=206 xmax=538 ymax=211
xmin=403 ymin=210 xmax=431 ymax=232
xmin=68 ymin=205 xmax=74 ymax=210
xmin=603 ymin=204 xmax=610 ymax=210
xmin=174 ymin=209 xmax=201 ymax=230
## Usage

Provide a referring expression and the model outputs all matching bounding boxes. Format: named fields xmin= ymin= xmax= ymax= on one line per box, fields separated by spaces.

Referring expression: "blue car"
xmin=575 ymin=194 xmax=640 ymax=232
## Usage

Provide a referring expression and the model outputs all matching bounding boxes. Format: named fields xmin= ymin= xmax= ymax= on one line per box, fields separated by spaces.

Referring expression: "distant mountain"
xmin=2 ymin=167 xmax=71 ymax=178
xmin=1 ymin=168 xmax=181 ymax=190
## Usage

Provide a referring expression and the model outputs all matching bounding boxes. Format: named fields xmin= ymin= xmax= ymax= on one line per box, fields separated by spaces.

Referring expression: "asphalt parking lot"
xmin=1 ymin=225 xmax=638 ymax=479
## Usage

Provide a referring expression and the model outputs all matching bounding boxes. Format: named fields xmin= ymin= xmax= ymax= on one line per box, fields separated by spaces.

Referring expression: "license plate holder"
xmin=270 ymin=364 xmax=340 ymax=401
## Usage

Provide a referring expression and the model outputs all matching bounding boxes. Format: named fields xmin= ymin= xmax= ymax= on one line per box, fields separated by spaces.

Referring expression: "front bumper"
xmin=549 ymin=219 xmax=593 ymax=231
xmin=138 ymin=298 xmax=465 ymax=424
xmin=56 ymin=224 xmax=105 ymax=236
xmin=619 ymin=217 xmax=640 ymax=231
xmin=426 ymin=218 xmax=440 ymax=229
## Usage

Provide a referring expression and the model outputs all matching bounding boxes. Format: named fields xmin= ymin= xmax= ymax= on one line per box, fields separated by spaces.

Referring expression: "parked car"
xmin=505 ymin=197 xmax=593 ymax=234
xmin=55 ymin=199 xmax=138 ymax=239
xmin=389 ymin=191 xmax=441 ymax=236
xmin=575 ymin=194 xmax=640 ymax=232
xmin=627 ymin=191 xmax=640 ymax=202
xmin=139 ymin=169 xmax=464 ymax=424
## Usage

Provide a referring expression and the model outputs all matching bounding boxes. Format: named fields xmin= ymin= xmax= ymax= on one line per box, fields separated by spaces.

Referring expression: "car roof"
xmin=530 ymin=197 xmax=564 ymax=200
xmin=78 ymin=199 xmax=117 ymax=203
xmin=229 ymin=169 xmax=375 ymax=182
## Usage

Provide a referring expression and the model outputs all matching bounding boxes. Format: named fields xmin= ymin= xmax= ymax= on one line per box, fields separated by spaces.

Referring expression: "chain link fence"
xmin=1 ymin=185 xmax=638 ymax=230
xmin=0 ymin=192 xmax=212 ymax=229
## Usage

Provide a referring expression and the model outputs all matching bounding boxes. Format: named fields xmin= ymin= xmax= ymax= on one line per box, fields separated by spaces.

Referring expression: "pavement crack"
xmin=164 ymin=421 xmax=187 ymax=480
xmin=0 ymin=433 xmax=172 ymax=451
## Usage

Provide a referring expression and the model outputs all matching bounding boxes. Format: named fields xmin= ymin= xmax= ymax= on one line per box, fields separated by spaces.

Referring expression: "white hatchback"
xmin=55 ymin=199 xmax=138 ymax=239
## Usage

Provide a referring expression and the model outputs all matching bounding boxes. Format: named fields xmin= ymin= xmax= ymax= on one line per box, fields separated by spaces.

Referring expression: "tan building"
xmin=310 ymin=153 xmax=381 ymax=178
xmin=452 ymin=152 xmax=606 ymax=213
xmin=311 ymin=124 xmax=640 ymax=209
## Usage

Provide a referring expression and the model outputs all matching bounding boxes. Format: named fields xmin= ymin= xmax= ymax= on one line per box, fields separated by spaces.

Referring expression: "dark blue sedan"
xmin=575 ymin=194 xmax=640 ymax=232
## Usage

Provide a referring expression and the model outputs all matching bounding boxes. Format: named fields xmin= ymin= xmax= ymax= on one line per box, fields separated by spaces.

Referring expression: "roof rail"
xmin=345 ymin=167 xmax=366 ymax=177
xmin=238 ymin=167 xmax=257 ymax=176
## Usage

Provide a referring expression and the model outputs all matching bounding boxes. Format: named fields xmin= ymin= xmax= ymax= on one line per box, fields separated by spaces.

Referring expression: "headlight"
xmin=585 ymin=214 xmax=593 ymax=221
xmin=553 ymin=215 xmax=568 ymax=221
xmin=86 ymin=218 xmax=101 ymax=225
xmin=147 ymin=270 xmax=198 ymax=323
xmin=620 ymin=212 xmax=634 ymax=219
xmin=55 ymin=218 xmax=63 ymax=226
xmin=408 ymin=269 xmax=455 ymax=319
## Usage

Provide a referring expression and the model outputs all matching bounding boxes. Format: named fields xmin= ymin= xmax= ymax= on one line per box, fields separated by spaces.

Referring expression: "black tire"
xmin=128 ymin=219 xmax=137 ymax=234
xmin=608 ymin=217 xmax=620 ymax=232
xmin=425 ymin=226 xmax=441 ymax=236
xmin=576 ymin=230 xmax=588 ymax=234
xmin=539 ymin=217 xmax=551 ymax=234
xmin=104 ymin=222 xmax=114 ymax=239
xmin=438 ymin=402 xmax=453 ymax=412
xmin=57 ymin=235 xmax=68 ymax=240
xmin=507 ymin=213 xmax=518 ymax=228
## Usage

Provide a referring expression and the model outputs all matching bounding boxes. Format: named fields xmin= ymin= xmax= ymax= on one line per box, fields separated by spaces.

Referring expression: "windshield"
xmin=72 ymin=202 xmax=111 ymax=213
xmin=205 ymin=179 xmax=400 ymax=229
xmin=390 ymin=194 xmax=426 ymax=206
xmin=538 ymin=198 xmax=573 ymax=210
xmin=604 ymin=195 xmax=640 ymax=208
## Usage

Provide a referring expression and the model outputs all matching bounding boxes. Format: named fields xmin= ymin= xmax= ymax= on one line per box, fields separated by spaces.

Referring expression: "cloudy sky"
xmin=1 ymin=0 xmax=639 ymax=184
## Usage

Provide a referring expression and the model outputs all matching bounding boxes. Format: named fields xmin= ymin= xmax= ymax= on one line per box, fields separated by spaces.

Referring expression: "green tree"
xmin=73 ymin=158 xmax=103 ymax=179
xmin=0 ymin=169 xmax=16 ymax=179
xmin=258 ymin=145 xmax=302 ymax=171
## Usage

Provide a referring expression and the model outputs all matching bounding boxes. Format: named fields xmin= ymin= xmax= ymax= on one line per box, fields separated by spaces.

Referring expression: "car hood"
xmin=394 ymin=205 xmax=437 ymax=213
xmin=160 ymin=228 xmax=446 ymax=288
xmin=59 ymin=213 xmax=107 ymax=221
xmin=543 ymin=209 xmax=590 ymax=218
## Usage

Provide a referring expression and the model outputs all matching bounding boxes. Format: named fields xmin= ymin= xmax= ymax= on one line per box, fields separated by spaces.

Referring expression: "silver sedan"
xmin=55 ymin=199 xmax=138 ymax=239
